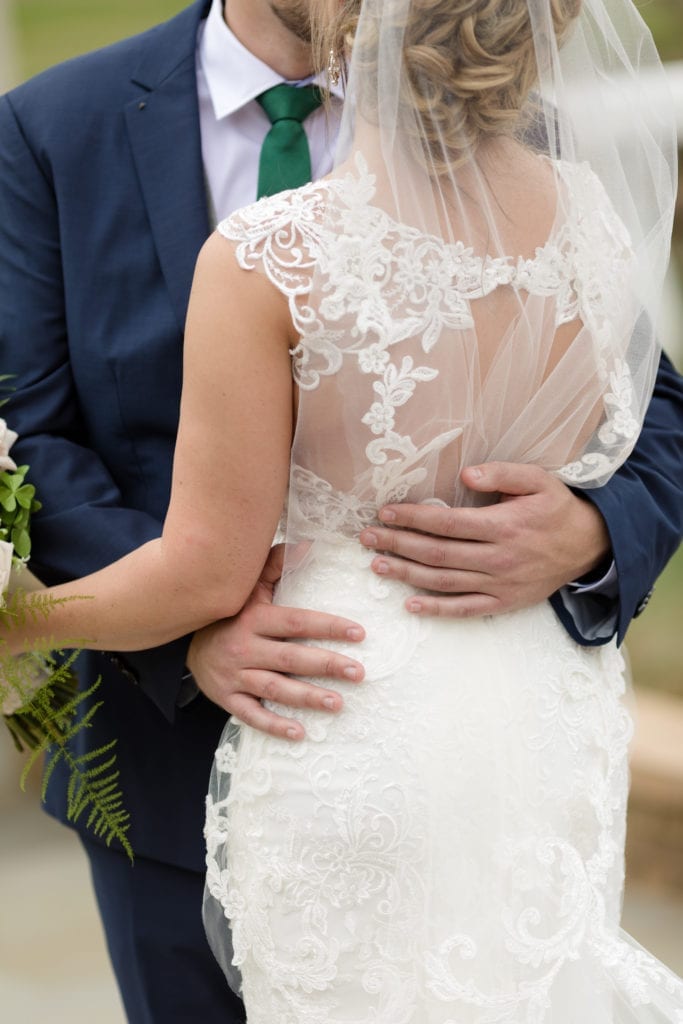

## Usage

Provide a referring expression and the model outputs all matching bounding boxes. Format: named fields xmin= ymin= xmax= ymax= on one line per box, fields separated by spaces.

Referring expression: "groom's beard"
xmin=270 ymin=1 xmax=312 ymax=44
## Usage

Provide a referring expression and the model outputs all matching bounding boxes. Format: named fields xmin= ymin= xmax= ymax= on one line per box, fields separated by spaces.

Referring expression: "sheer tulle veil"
xmin=203 ymin=0 xmax=678 ymax=1005
xmin=285 ymin=0 xmax=677 ymax=528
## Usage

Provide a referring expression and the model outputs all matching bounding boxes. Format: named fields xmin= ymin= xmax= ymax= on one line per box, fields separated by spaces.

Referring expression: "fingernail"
xmin=374 ymin=558 xmax=389 ymax=575
xmin=407 ymin=599 xmax=422 ymax=613
xmin=322 ymin=696 xmax=339 ymax=709
xmin=346 ymin=627 xmax=364 ymax=641
xmin=379 ymin=508 xmax=396 ymax=522
xmin=469 ymin=466 xmax=483 ymax=480
xmin=286 ymin=727 xmax=301 ymax=740
xmin=343 ymin=666 xmax=359 ymax=680
xmin=361 ymin=531 xmax=378 ymax=547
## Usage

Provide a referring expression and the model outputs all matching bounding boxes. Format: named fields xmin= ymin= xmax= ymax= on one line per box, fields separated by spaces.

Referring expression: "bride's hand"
xmin=359 ymin=462 xmax=610 ymax=618
xmin=186 ymin=546 xmax=366 ymax=740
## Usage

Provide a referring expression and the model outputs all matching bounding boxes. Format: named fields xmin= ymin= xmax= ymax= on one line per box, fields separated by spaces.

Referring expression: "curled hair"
xmin=312 ymin=0 xmax=582 ymax=171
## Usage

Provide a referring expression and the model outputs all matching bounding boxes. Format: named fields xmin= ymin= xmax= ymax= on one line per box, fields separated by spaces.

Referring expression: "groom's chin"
xmin=270 ymin=1 xmax=313 ymax=44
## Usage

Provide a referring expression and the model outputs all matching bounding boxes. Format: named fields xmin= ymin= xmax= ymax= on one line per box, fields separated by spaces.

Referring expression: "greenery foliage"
xmin=1 ymin=590 xmax=133 ymax=861
xmin=0 ymin=464 xmax=41 ymax=560
xmin=0 ymin=426 xmax=132 ymax=858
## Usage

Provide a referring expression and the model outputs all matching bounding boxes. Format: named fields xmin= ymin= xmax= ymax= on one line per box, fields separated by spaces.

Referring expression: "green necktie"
xmin=256 ymin=84 xmax=323 ymax=199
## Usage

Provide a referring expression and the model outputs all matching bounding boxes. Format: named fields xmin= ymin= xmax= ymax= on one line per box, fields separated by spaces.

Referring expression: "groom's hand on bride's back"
xmin=187 ymin=546 xmax=366 ymax=741
xmin=359 ymin=462 xmax=610 ymax=618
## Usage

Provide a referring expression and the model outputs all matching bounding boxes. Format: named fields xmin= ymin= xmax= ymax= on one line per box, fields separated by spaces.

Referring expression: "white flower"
xmin=215 ymin=741 xmax=238 ymax=774
xmin=358 ymin=345 xmax=390 ymax=374
xmin=0 ymin=539 xmax=12 ymax=595
xmin=362 ymin=401 xmax=395 ymax=435
xmin=221 ymin=888 xmax=246 ymax=919
xmin=0 ymin=418 xmax=18 ymax=473
xmin=0 ymin=652 xmax=53 ymax=716
xmin=1 ymin=557 xmax=51 ymax=715
xmin=1 ymin=547 xmax=53 ymax=716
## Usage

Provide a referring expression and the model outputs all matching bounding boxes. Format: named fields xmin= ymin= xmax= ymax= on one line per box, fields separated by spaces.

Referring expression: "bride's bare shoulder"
xmin=480 ymin=138 xmax=564 ymax=254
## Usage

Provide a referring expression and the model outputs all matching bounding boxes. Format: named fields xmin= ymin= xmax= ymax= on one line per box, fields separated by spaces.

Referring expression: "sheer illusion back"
xmin=219 ymin=146 xmax=643 ymax=552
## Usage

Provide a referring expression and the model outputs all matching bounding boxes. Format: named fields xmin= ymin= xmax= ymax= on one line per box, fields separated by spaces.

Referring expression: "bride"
xmin=4 ymin=0 xmax=683 ymax=1019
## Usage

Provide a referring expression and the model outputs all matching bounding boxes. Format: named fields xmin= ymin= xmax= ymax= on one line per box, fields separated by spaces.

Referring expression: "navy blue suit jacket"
xmin=1 ymin=0 xmax=681 ymax=870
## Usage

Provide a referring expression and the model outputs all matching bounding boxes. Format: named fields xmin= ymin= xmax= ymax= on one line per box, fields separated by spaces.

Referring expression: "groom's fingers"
xmin=238 ymin=669 xmax=348 ymax=715
xmin=241 ymin=604 xmax=366 ymax=682
xmin=360 ymin=558 xmax=494 ymax=594
xmin=250 ymin=640 xmax=365 ymax=682
xmin=401 ymin=592 xmax=502 ymax=618
xmin=224 ymin=692 xmax=307 ymax=741
xmin=225 ymin=665 xmax=357 ymax=740
xmin=249 ymin=602 xmax=366 ymax=643
xmin=356 ymin=463 xmax=611 ymax=619
xmin=188 ymin=600 xmax=367 ymax=740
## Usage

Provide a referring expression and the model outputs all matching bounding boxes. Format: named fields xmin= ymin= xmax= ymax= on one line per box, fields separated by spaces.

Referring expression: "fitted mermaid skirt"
xmin=204 ymin=542 xmax=683 ymax=1023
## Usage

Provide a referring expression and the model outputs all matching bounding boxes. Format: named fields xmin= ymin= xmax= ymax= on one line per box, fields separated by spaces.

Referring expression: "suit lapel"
xmin=124 ymin=1 xmax=211 ymax=332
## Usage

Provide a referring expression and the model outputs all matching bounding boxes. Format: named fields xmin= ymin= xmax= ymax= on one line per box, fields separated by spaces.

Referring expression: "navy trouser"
xmin=81 ymin=836 xmax=246 ymax=1024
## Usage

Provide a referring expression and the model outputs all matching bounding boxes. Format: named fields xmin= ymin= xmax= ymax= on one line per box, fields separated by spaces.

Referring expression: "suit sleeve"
xmin=0 ymin=92 xmax=190 ymax=721
xmin=550 ymin=350 xmax=683 ymax=646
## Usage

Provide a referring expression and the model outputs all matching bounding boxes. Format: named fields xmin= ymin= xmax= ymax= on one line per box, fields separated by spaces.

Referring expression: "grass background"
xmin=12 ymin=0 xmax=189 ymax=80
xmin=5 ymin=0 xmax=683 ymax=696
xmin=9 ymin=0 xmax=683 ymax=79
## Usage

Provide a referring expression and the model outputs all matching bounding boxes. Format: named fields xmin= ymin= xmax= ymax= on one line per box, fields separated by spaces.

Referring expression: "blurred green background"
xmin=7 ymin=0 xmax=683 ymax=75
xmin=3 ymin=0 xmax=683 ymax=696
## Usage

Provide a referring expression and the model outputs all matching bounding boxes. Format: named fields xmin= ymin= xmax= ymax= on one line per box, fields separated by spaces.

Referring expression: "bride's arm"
xmin=4 ymin=233 xmax=294 ymax=655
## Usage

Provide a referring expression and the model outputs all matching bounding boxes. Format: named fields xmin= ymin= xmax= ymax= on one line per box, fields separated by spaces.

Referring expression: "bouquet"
xmin=0 ymin=414 xmax=132 ymax=860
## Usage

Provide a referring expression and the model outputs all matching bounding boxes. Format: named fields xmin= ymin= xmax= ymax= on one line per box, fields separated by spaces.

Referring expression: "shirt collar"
xmin=198 ymin=0 xmax=344 ymax=121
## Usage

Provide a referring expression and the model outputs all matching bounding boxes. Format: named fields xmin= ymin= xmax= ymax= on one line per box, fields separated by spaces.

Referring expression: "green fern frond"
xmin=1 ymin=588 xmax=89 ymax=630
xmin=36 ymin=678 xmax=132 ymax=861
xmin=2 ymin=669 xmax=78 ymax=752
xmin=3 ymin=653 xmax=133 ymax=862
xmin=0 ymin=454 xmax=132 ymax=858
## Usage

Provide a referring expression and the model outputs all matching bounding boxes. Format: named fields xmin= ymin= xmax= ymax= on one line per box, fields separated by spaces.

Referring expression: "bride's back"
xmin=219 ymin=142 xmax=636 ymax=542
xmin=217 ymin=0 xmax=671 ymax=543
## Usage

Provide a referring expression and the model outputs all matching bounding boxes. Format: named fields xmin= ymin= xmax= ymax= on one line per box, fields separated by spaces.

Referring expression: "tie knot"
xmin=257 ymin=83 xmax=323 ymax=126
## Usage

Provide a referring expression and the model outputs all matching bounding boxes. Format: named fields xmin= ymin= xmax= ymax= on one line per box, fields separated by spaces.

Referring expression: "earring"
xmin=328 ymin=48 xmax=342 ymax=87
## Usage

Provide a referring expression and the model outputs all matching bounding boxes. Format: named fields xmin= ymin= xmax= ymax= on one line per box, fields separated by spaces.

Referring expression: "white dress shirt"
xmin=196 ymin=0 xmax=342 ymax=222
xmin=193 ymin=0 xmax=618 ymax=640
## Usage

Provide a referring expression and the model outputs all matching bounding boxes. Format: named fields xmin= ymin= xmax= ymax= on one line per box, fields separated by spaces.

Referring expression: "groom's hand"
xmin=187 ymin=546 xmax=365 ymax=741
xmin=359 ymin=462 xmax=611 ymax=618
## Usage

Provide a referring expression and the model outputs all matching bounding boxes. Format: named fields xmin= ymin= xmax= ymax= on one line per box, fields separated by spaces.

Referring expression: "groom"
xmin=1 ymin=1 xmax=681 ymax=1021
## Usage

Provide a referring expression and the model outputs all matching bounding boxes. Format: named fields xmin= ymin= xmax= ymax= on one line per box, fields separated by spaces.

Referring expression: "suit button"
xmin=634 ymin=588 xmax=653 ymax=617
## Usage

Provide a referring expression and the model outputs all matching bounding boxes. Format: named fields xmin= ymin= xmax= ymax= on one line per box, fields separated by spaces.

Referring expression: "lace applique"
xmin=205 ymin=589 xmax=683 ymax=1022
xmin=559 ymin=358 xmax=641 ymax=483
xmin=218 ymin=153 xmax=640 ymax=495
xmin=286 ymin=466 xmax=377 ymax=539
xmin=204 ymin=156 xmax=681 ymax=1024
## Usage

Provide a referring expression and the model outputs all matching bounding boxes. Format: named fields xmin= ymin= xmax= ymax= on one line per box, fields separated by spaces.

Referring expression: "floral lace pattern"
xmin=205 ymin=550 xmax=683 ymax=1021
xmin=219 ymin=154 xmax=639 ymax=496
xmin=204 ymin=160 xmax=682 ymax=1021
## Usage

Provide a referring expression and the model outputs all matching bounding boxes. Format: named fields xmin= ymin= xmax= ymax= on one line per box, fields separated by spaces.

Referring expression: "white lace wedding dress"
xmin=203 ymin=156 xmax=683 ymax=1023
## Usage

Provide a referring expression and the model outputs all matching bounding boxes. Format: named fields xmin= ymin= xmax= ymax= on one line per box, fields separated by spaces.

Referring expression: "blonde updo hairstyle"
xmin=312 ymin=0 xmax=582 ymax=171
